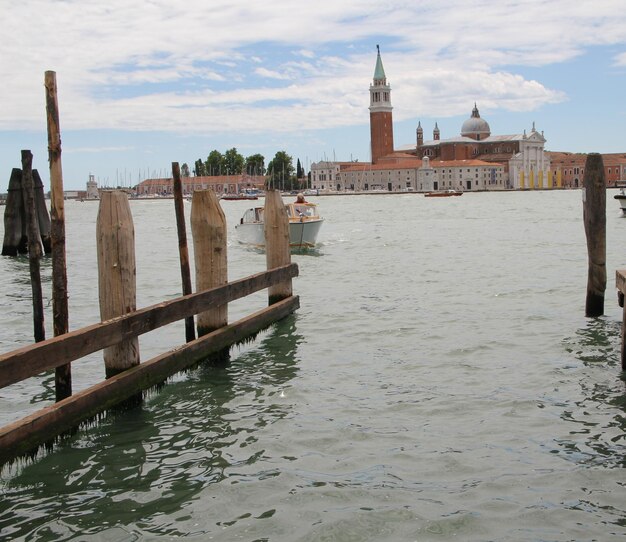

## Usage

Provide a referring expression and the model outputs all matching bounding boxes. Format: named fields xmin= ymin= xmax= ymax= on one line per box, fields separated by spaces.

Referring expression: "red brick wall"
xmin=370 ymin=111 xmax=394 ymax=164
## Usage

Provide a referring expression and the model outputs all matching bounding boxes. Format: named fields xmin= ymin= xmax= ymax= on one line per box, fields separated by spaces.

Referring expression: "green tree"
xmin=245 ymin=154 xmax=265 ymax=176
xmin=181 ymin=163 xmax=190 ymax=177
xmin=223 ymin=147 xmax=245 ymax=176
xmin=267 ymin=151 xmax=295 ymax=190
xmin=194 ymin=159 xmax=206 ymax=176
xmin=205 ymin=150 xmax=224 ymax=176
xmin=296 ymin=158 xmax=304 ymax=179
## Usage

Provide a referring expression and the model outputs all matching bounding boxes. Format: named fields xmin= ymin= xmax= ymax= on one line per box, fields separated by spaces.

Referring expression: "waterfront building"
xmin=341 ymin=157 xmax=422 ymax=192
xmin=406 ymin=106 xmax=551 ymax=190
xmin=418 ymin=157 xmax=506 ymax=192
xmin=135 ymin=174 xmax=266 ymax=197
xmin=310 ymin=161 xmax=357 ymax=191
xmin=340 ymin=155 xmax=505 ymax=192
xmin=547 ymin=152 xmax=626 ymax=188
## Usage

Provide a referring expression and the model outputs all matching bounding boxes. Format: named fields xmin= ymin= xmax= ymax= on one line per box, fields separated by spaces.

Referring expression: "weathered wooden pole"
xmin=33 ymin=170 xmax=52 ymax=254
xmin=45 ymin=70 xmax=72 ymax=399
xmin=1 ymin=169 xmax=27 ymax=256
xmin=583 ymin=153 xmax=606 ymax=317
xmin=264 ymin=189 xmax=292 ymax=305
xmin=96 ymin=191 xmax=140 ymax=378
xmin=21 ymin=151 xmax=45 ymax=343
xmin=622 ymin=301 xmax=626 ymax=372
xmin=617 ymin=270 xmax=626 ymax=371
xmin=191 ymin=190 xmax=228 ymax=337
xmin=172 ymin=162 xmax=195 ymax=342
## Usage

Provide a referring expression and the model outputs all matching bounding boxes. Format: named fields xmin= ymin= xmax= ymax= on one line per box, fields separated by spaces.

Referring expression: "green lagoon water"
xmin=1 ymin=190 xmax=625 ymax=540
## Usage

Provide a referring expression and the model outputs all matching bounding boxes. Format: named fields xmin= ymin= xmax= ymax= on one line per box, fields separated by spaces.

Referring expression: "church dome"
xmin=461 ymin=104 xmax=490 ymax=139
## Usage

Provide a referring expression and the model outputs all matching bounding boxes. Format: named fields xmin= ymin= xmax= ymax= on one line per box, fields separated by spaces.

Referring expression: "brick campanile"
xmin=369 ymin=45 xmax=394 ymax=164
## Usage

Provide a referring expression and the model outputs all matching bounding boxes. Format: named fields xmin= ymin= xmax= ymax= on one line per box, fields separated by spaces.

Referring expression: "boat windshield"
xmin=292 ymin=204 xmax=318 ymax=218
xmin=242 ymin=208 xmax=263 ymax=223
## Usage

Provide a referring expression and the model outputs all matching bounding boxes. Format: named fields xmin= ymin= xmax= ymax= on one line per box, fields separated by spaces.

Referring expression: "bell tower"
xmin=369 ymin=45 xmax=394 ymax=164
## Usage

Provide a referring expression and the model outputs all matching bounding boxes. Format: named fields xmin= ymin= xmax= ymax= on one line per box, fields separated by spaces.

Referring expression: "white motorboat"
xmin=615 ymin=183 xmax=626 ymax=214
xmin=235 ymin=202 xmax=323 ymax=248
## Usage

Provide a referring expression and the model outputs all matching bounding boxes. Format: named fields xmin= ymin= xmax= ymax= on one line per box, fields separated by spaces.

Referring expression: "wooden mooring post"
xmin=2 ymin=167 xmax=51 ymax=256
xmin=265 ymin=189 xmax=292 ymax=305
xmin=191 ymin=190 xmax=228 ymax=337
xmin=1 ymin=169 xmax=27 ymax=256
xmin=172 ymin=162 xmax=195 ymax=342
xmin=21 ymin=150 xmax=45 ymax=343
xmin=46 ymin=70 xmax=72 ymax=399
xmin=96 ymin=191 xmax=140 ymax=378
xmin=582 ymin=153 xmax=606 ymax=317
xmin=616 ymin=271 xmax=626 ymax=371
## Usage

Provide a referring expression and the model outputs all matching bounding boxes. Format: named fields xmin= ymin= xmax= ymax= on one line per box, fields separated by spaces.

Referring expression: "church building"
xmin=342 ymin=47 xmax=557 ymax=191
xmin=411 ymin=104 xmax=551 ymax=189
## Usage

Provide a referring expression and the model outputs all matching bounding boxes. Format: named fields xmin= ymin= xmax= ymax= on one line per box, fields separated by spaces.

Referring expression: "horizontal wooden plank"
xmin=616 ymin=269 xmax=626 ymax=294
xmin=0 ymin=295 xmax=300 ymax=465
xmin=0 ymin=263 xmax=298 ymax=389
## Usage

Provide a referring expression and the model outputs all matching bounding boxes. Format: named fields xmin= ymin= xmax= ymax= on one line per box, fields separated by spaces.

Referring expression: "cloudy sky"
xmin=2 ymin=0 xmax=626 ymax=189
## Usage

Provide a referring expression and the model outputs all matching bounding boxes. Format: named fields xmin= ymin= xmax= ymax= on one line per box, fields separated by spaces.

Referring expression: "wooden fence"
xmin=0 ymin=188 xmax=298 ymax=465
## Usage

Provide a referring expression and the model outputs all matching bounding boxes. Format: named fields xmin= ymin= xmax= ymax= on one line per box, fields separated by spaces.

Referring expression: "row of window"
xmin=556 ymin=166 xmax=626 ymax=177
xmin=423 ymin=146 xmax=514 ymax=157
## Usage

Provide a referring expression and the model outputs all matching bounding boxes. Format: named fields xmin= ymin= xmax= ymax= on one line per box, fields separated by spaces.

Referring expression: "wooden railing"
xmin=0 ymin=188 xmax=298 ymax=465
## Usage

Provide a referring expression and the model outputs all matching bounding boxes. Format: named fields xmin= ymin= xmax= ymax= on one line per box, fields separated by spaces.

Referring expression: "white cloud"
xmin=1 ymin=0 xmax=626 ymax=135
xmin=254 ymin=67 xmax=292 ymax=80
xmin=298 ymin=50 xmax=316 ymax=59
xmin=614 ymin=52 xmax=626 ymax=66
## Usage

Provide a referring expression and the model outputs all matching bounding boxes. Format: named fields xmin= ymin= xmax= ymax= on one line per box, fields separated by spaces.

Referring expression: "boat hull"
xmin=615 ymin=193 xmax=626 ymax=214
xmin=425 ymin=191 xmax=463 ymax=197
xmin=236 ymin=219 xmax=323 ymax=248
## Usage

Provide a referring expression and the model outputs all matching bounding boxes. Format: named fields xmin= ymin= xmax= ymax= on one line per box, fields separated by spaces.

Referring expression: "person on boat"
xmin=295 ymin=193 xmax=307 ymax=203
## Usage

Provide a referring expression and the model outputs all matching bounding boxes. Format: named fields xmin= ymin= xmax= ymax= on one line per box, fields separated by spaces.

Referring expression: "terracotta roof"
xmin=378 ymin=152 xmax=418 ymax=161
xmin=547 ymin=152 xmax=626 ymax=166
xmin=476 ymin=153 xmax=514 ymax=163
xmin=429 ymin=159 xmax=505 ymax=168
xmin=342 ymin=159 xmax=423 ymax=172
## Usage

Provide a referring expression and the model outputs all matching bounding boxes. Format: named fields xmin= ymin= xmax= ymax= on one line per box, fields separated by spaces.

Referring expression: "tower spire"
xmin=373 ymin=44 xmax=386 ymax=83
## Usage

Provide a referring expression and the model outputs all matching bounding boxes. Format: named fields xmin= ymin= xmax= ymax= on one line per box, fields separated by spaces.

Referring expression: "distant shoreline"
xmin=64 ymin=186 xmax=583 ymax=203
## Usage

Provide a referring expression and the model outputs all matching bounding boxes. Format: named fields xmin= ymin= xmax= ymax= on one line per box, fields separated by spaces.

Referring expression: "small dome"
xmin=461 ymin=104 xmax=490 ymax=138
